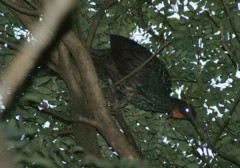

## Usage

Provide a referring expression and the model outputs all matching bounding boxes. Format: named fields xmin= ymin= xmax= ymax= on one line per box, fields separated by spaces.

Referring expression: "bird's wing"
xmin=110 ymin=34 xmax=172 ymax=96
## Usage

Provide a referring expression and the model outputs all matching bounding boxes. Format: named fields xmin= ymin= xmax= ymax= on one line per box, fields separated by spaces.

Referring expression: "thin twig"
xmin=86 ymin=0 xmax=118 ymax=47
xmin=219 ymin=23 xmax=239 ymax=66
xmin=145 ymin=1 xmax=174 ymax=32
xmin=55 ymin=129 xmax=74 ymax=136
xmin=192 ymin=149 xmax=213 ymax=168
xmin=41 ymin=106 xmax=76 ymax=123
xmin=220 ymin=0 xmax=240 ymax=43
xmin=206 ymin=12 xmax=238 ymax=67
xmin=23 ymin=0 xmax=38 ymax=9
xmin=112 ymin=41 xmax=170 ymax=87
xmin=213 ymin=91 xmax=240 ymax=144
xmin=0 ymin=0 xmax=40 ymax=16
xmin=171 ymin=77 xmax=197 ymax=83
xmin=41 ymin=105 xmax=102 ymax=129
xmin=190 ymin=119 xmax=240 ymax=167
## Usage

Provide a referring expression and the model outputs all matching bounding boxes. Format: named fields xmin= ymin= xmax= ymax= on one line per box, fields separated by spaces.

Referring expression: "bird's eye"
xmin=185 ymin=107 xmax=190 ymax=113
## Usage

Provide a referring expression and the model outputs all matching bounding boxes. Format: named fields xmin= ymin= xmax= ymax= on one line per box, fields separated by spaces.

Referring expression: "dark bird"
xmin=110 ymin=35 xmax=195 ymax=121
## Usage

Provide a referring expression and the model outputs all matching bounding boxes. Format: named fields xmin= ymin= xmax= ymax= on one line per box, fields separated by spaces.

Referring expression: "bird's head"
xmin=169 ymin=98 xmax=196 ymax=121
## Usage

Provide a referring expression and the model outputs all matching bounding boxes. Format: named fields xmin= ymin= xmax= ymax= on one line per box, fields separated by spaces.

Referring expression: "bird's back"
xmin=110 ymin=35 xmax=172 ymax=112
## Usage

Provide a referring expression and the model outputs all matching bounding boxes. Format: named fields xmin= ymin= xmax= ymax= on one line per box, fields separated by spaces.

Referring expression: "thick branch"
xmin=0 ymin=0 xmax=40 ymax=16
xmin=112 ymin=41 xmax=170 ymax=87
xmin=114 ymin=110 xmax=142 ymax=158
xmin=0 ymin=128 xmax=17 ymax=168
xmin=86 ymin=0 xmax=117 ymax=47
xmin=0 ymin=0 xmax=75 ymax=111
xmin=63 ymin=30 xmax=141 ymax=160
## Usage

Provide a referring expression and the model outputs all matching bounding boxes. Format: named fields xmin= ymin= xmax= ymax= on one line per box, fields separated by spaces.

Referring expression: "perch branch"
xmin=87 ymin=0 xmax=118 ymax=47
xmin=63 ymin=30 xmax=141 ymax=159
xmin=112 ymin=41 xmax=170 ymax=87
xmin=0 ymin=0 xmax=40 ymax=16
xmin=0 ymin=0 xmax=75 ymax=112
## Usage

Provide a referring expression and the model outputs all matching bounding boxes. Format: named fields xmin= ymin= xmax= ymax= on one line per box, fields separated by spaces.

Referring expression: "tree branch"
xmin=190 ymin=120 xmax=240 ymax=167
xmin=63 ymin=30 xmax=141 ymax=160
xmin=40 ymin=105 xmax=101 ymax=128
xmin=192 ymin=149 xmax=213 ymax=168
xmin=220 ymin=0 xmax=240 ymax=43
xmin=0 ymin=0 xmax=75 ymax=112
xmin=40 ymin=105 xmax=76 ymax=123
xmin=112 ymin=41 xmax=170 ymax=87
xmin=23 ymin=0 xmax=38 ymax=9
xmin=113 ymin=109 xmax=142 ymax=158
xmin=206 ymin=12 xmax=238 ymax=67
xmin=219 ymin=23 xmax=239 ymax=66
xmin=0 ymin=128 xmax=17 ymax=168
xmin=213 ymin=91 xmax=240 ymax=144
xmin=86 ymin=0 xmax=118 ymax=47
xmin=0 ymin=0 xmax=40 ymax=16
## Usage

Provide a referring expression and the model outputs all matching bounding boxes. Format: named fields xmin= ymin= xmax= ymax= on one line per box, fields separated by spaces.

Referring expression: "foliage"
xmin=0 ymin=0 xmax=240 ymax=167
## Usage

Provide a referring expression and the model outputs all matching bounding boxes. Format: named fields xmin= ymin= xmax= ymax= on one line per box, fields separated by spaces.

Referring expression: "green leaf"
xmin=174 ymin=159 xmax=186 ymax=166
xmin=72 ymin=146 xmax=84 ymax=153
xmin=187 ymin=163 xmax=199 ymax=168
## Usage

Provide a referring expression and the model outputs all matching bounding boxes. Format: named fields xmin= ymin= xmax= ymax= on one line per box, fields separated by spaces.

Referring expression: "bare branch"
xmin=112 ymin=41 xmax=170 ymax=87
xmin=114 ymin=109 xmax=143 ymax=158
xmin=87 ymin=0 xmax=118 ymax=47
xmin=78 ymin=117 xmax=102 ymax=129
xmin=63 ymin=30 xmax=141 ymax=159
xmin=0 ymin=0 xmax=40 ymax=16
xmin=0 ymin=0 xmax=75 ymax=111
